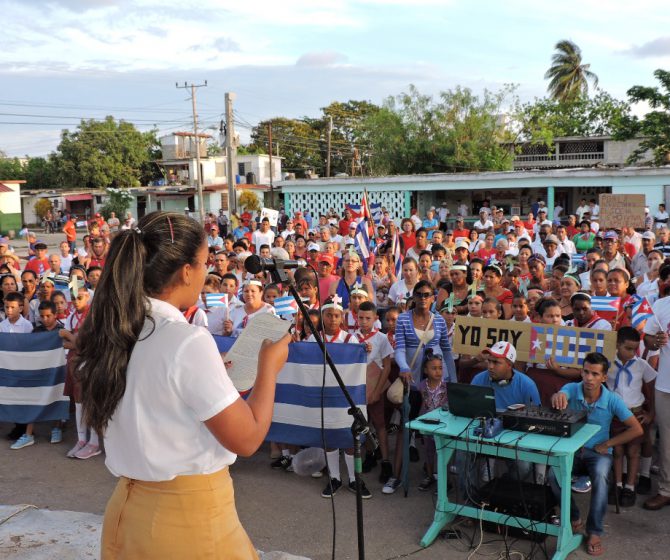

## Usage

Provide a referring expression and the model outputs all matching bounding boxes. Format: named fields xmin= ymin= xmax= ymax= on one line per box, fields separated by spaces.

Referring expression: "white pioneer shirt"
xmin=104 ymin=298 xmax=239 ymax=481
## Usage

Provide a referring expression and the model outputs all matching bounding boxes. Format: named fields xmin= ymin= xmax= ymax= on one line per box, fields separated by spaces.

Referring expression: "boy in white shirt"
xmin=0 ymin=292 xmax=33 ymax=333
xmin=356 ymin=301 xmax=394 ymax=484
xmin=606 ymin=327 xmax=657 ymax=507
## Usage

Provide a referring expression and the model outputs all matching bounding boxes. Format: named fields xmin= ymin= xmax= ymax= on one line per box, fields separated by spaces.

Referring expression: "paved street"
xmin=2 ymin=421 xmax=669 ymax=559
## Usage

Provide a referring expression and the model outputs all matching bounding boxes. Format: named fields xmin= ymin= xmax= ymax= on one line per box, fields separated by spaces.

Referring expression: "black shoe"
xmin=6 ymin=424 xmax=25 ymax=441
xmin=637 ymin=475 xmax=652 ymax=495
xmin=362 ymin=452 xmax=377 ymax=473
xmin=321 ymin=478 xmax=342 ymax=498
xmin=379 ymin=460 xmax=393 ymax=484
xmin=409 ymin=445 xmax=420 ymax=463
xmin=418 ymin=476 xmax=435 ymax=491
xmin=373 ymin=446 xmax=382 ymax=460
xmin=620 ymin=487 xmax=636 ymax=508
xmin=348 ymin=480 xmax=372 ymax=499
xmin=271 ymin=455 xmax=293 ymax=471
xmin=608 ymin=485 xmax=621 ymax=506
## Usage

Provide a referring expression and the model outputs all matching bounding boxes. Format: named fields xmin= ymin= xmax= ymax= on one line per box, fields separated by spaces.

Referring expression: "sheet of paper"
xmin=224 ymin=313 xmax=291 ymax=392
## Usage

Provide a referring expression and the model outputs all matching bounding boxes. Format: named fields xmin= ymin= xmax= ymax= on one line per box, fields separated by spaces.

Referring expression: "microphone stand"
xmin=265 ymin=261 xmax=369 ymax=560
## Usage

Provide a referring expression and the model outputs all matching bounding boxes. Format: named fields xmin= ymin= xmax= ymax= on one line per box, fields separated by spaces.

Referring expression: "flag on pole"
xmin=354 ymin=219 xmax=371 ymax=260
xmin=266 ymin=342 xmax=367 ymax=449
xmin=392 ymin=231 xmax=402 ymax=277
xmin=205 ymin=293 xmax=229 ymax=309
xmin=589 ymin=296 xmax=621 ymax=313
xmin=274 ymin=295 xmax=299 ymax=316
xmin=347 ymin=203 xmax=362 ymax=219
xmin=631 ymin=296 xmax=654 ymax=331
xmin=0 ymin=332 xmax=69 ymax=424
xmin=370 ymin=202 xmax=383 ymax=225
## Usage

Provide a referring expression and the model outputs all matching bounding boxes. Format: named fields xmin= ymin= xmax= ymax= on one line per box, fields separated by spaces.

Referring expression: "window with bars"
xmin=287 ymin=190 xmax=405 ymax=218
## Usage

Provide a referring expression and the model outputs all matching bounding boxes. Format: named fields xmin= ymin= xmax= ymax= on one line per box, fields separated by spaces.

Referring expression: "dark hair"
xmin=4 ymin=291 xmax=24 ymax=304
xmin=583 ymin=352 xmax=610 ymax=374
xmin=232 ymin=240 xmax=247 ymax=251
xmin=20 ymin=269 xmax=38 ymax=280
xmin=422 ymin=348 xmax=443 ymax=373
xmin=570 ymin=292 xmax=591 ymax=305
xmin=263 ymin=283 xmax=280 ymax=294
xmin=38 ymin=300 xmax=57 ymax=313
xmin=76 ymin=212 xmax=206 ymax=433
xmin=221 ymin=272 xmax=239 ymax=286
xmin=536 ymin=297 xmax=560 ymax=317
xmin=51 ymin=290 xmax=66 ymax=301
xmin=412 ymin=280 xmax=434 ymax=297
xmin=358 ymin=300 xmax=377 ymax=314
xmin=482 ymin=296 xmax=503 ymax=318
xmin=87 ymin=265 xmax=103 ymax=274
xmin=617 ymin=326 xmax=640 ymax=345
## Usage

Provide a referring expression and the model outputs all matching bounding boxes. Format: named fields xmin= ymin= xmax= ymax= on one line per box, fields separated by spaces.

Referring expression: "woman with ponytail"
xmin=76 ymin=211 xmax=290 ymax=559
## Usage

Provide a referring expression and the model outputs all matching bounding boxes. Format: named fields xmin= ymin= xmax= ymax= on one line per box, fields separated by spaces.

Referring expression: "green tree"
xmin=517 ymin=92 xmax=631 ymax=148
xmin=34 ymin=198 xmax=53 ymax=220
xmin=24 ymin=157 xmax=61 ymax=190
xmin=0 ymin=157 xmax=26 ymax=181
xmin=613 ymin=69 xmax=670 ymax=165
xmin=54 ymin=116 xmax=159 ymax=189
xmin=360 ymin=84 xmax=517 ymax=175
xmin=249 ymin=118 xmax=323 ymax=177
xmin=100 ymin=187 xmax=133 ymax=220
xmin=545 ymin=40 xmax=599 ymax=103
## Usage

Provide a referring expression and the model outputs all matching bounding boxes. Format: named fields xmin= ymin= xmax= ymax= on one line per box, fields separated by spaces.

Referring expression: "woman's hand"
xmin=258 ymin=333 xmax=291 ymax=377
xmin=222 ymin=320 xmax=233 ymax=336
xmin=400 ymin=371 xmax=413 ymax=384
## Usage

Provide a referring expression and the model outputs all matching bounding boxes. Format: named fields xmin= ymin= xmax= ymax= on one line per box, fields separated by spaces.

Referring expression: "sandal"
xmin=586 ymin=535 xmax=604 ymax=557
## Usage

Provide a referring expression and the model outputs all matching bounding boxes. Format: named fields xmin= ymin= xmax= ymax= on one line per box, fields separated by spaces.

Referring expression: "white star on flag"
xmin=532 ymin=339 xmax=543 ymax=350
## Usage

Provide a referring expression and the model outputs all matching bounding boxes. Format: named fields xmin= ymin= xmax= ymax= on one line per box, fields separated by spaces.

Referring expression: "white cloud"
xmin=296 ymin=51 xmax=348 ymax=67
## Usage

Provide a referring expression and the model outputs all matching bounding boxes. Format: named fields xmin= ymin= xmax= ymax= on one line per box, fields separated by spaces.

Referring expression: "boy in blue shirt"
xmin=550 ymin=352 xmax=643 ymax=557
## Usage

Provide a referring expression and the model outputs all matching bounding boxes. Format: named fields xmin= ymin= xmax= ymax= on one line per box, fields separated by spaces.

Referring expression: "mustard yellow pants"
xmin=101 ymin=468 xmax=258 ymax=559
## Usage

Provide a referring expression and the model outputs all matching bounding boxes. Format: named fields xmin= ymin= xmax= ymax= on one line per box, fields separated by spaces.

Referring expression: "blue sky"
xmin=1 ymin=0 xmax=669 ymax=157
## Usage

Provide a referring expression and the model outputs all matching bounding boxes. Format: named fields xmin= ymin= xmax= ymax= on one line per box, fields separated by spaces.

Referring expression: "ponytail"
xmin=76 ymin=211 xmax=205 ymax=433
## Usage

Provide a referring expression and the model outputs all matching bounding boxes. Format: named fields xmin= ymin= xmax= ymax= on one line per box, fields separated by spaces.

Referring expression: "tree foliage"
xmin=545 ymin=40 xmax=598 ymax=103
xmin=33 ymin=198 xmax=53 ymax=220
xmin=0 ymin=157 xmax=25 ymax=181
xmin=360 ymin=84 xmax=517 ymax=175
xmin=99 ymin=187 xmax=133 ymax=220
xmin=516 ymin=91 xmax=631 ymax=148
xmin=53 ymin=116 xmax=160 ymax=189
xmin=613 ymin=69 xmax=670 ymax=165
xmin=239 ymin=190 xmax=260 ymax=212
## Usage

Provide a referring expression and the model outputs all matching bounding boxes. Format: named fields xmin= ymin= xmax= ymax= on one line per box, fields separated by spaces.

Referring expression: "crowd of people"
xmin=3 ymin=198 xmax=670 ymax=557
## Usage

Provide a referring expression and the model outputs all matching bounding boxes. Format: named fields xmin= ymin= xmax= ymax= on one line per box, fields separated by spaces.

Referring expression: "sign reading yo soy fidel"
xmin=598 ymin=194 xmax=645 ymax=230
xmin=453 ymin=316 xmax=616 ymax=368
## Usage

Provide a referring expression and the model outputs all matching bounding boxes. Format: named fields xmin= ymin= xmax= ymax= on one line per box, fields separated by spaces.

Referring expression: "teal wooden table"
xmin=408 ymin=409 xmax=600 ymax=560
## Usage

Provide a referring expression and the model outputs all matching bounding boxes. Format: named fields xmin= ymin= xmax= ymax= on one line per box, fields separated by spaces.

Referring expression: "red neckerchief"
xmin=70 ymin=307 xmax=89 ymax=333
xmin=346 ymin=310 xmax=358 ymax=331
xmin=357 ymin=329 xmax=378 ymax=343
xmin=580 ymin=313 xmax=604 ymax=329
xmin=387 ymin=331 xmax=396 ymax=349
xmin=326 ymin=329 xmax=342 ymax=343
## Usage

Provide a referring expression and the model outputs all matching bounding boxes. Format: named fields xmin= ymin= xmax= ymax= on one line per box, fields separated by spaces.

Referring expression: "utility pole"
xmin=325 ymin=115 xmax=333 ymax=178
xmin=225 ymin=92 xmax=238 ymax=215
xmin=176 ymin=81 xmax=207 ymax=223
xmin=267 ymin=122 xmax=274 ymax=208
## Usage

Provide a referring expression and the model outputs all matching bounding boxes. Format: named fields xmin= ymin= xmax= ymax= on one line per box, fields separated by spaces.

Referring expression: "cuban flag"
xmin=570 ymin=254 xmax=586 ymax=267
xmin=370 ymin=202 xmax=383 ymax=225
xmin=205 ymin=293 xmax=229 ymax=309
xmin=590 ymin=296 xmax=621 ymax=313
xmin=267 ymin=342 xmax=367 ymax=449
xmin=274 ymin=295 xmax=299 ymax=316
xmin=0 ymin=332 xmax=69 ymax=424
xmin=392 ymin=231 xmax=402 ymax=277
xmin=347 ymin=203 xmax=362 ymax=219
xmin=631 ymin=296 xmax=654 ymax=331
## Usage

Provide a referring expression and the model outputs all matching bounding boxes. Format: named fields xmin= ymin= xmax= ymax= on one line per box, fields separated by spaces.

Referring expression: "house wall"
xmin=0 ymin=183 xmax=23 ymax=234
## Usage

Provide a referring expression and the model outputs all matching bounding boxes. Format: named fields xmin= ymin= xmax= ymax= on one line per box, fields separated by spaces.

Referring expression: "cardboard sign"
xmin=453 ymin=316 xmax=616 ymax=368
xmin=261 ymin=207 xmax=279 ymax=227
xmin=598 ymin=194 xmax=645 ymax=230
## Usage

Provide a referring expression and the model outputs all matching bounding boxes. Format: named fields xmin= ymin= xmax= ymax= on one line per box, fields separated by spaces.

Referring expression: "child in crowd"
xmin=51 ymin=290 xmax=70 ymax=320
xmin=305 ymin=297 xmax=370 ymax=499
xmin=29 ymin=277 xmax=55 ymax=325
xmin=262 ymin=283 xmax=281 ymax=306
xmin=61 ymin=287 xmax=99 ymax=460
xmin=511 ymin=294 xmax=531 ymax=322
xmin=0 ymin=291 xmax=33 ymax=333
xmin=467 ymin=294 xmax=484 ymax=317
xmin=417 ymin=351 xmax=448 ymax=491
xmin=86 ymin=266 xmax=102 ymax=293
xmin=606 ymin=327 xmax=657 ymax=507
xmin=357 ymin=301 xmax=394 ymax=484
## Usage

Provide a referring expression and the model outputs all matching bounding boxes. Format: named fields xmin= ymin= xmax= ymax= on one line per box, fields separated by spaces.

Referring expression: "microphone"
xmin=244 ymin=254 xmax=307 ymax=275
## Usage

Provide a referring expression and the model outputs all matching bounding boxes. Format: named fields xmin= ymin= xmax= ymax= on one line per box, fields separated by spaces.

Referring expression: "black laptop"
xmin=446 ymin=383 xmax=497 ymax=419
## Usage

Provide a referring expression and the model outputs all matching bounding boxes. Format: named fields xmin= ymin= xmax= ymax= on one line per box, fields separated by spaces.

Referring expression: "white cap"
xmin=483 ymin=341 xmax=517 ymax=364
xmin=307 ymin=242 xmax=321 ymax=251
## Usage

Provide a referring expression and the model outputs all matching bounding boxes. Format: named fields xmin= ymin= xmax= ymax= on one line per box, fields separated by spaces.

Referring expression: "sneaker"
xmin=651 ymin=464 xmax=660 ymax=475
xmin=74 ymin=443 xmax=101 ymax=460
xmin=67 ymin=441 xmax=87 ymax=458
xmin=311 ymin=469 xmax=324 ymax=478
xmin=271 ymin=455 xmax=293 ymax=471
xmin=348 ymin=480 xmax=372 ymax=499
xmin=50 ymin=427 xmax=63 ymax=444
xmin=388 ymin=423 xmax=400 ymax=435
xmin=382 ymin=477 xmax=402 ymax=494
xmin=637 ymin=475 xmax=652 ymax=495
xmin=418 ymin=475 xmax=435 ymax=491
xmin=321 ymin=478 xmax=342 ymax=498
xmin=379 ymin=460 xmax=393 ymax=484
xmin=10 ymin=434 xmax=35 ymax=450
xmin=571 ymin=475 xmax=592 ymax=493
xmin=619 ymin=487 xmax=636 ymax=508
xmin=409 ymin=445 xmax=420 ymax=463
xmin=608 ymin=485 xmax=621 ymax=506
xmin=362 ymin=451 xmax=377 ymax=473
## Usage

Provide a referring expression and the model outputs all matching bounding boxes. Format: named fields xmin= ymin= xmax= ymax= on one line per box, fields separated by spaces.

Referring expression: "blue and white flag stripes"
xmin=370 ymin=202 xmax=383 ymax=225
xmin=212 ymin=337 xmax=367 ymax=448
xmin=354 ymin=219 xmax=371 ymax=260
xmin=392 ymin=231 xmax=402 ymax=277
xmin=0 ymin=332 xmax=69 ymax=423
xmin=570 ymin=253 xmax=586 ymax=267
xmin=205 ymin=293 xmax=229 ymax=309
xmin=268 ymin=342 xmax=367 ymax=449
xmin=590 ymin=296 xmax=621 ymax=313
xmin=274 ymin=295 xmax=299 ymax=316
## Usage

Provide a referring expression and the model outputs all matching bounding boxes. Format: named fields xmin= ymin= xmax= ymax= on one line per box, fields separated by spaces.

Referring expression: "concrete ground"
xmin=1 ymin=422 xmax=669 ymax=560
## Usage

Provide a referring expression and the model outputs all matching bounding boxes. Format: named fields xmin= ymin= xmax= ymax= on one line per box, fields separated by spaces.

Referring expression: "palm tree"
xmin=544 ymin=40 xmax=599 ymax=103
